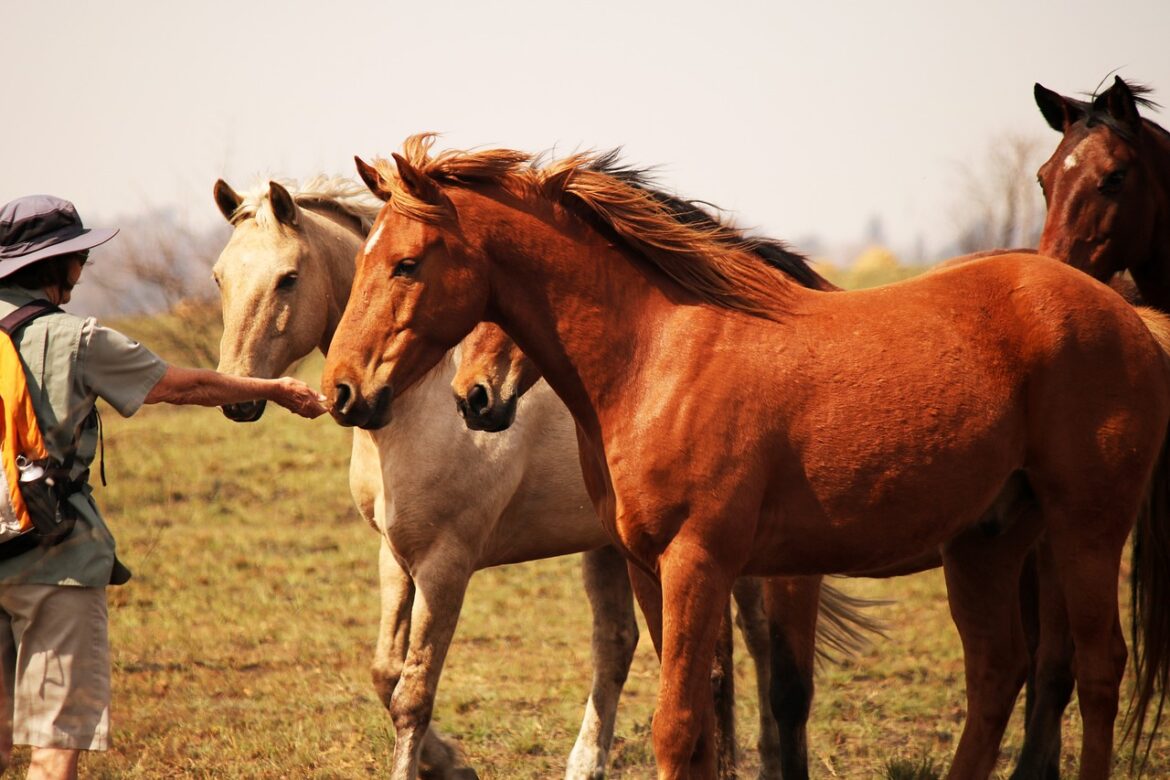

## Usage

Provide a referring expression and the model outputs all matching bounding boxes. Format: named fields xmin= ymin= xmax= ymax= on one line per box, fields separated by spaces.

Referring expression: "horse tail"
xmin=1126 ymin=304 xmax=1170 ymax=767
xmin=814 ymin=581 xmax=888 ymax=662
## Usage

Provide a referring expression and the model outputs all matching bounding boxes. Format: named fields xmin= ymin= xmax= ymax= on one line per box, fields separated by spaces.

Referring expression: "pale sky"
xmin=5 ymin=0 xmax=1170 ymax=266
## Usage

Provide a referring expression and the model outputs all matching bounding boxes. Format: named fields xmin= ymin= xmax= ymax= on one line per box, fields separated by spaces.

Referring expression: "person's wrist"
xmin=261 ymin=377 xmax=284 ymax=401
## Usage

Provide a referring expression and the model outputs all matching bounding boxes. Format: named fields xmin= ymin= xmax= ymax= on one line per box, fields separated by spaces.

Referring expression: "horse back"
xmin=602 ymin=252 xmax=1170 ymax=575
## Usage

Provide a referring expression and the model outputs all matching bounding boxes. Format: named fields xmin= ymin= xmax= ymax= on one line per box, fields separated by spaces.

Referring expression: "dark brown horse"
xmin=323 ymin=135 xmax=1170 ymax=780
xmin=1036 ymin=76 xmax=1170 ymax=309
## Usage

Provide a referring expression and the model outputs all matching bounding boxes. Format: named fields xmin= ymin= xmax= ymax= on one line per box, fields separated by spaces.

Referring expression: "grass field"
xmin=5 ymin=326 xmax=1170 ymax=778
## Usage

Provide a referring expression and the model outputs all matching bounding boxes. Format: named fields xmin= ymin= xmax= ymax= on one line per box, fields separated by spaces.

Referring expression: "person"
xmin=0 ymin=194 xmax=329 ymax=780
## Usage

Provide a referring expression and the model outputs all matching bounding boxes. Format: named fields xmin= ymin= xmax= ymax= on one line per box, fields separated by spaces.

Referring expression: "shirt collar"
xmin=0 ymin=285 xmax=53 ymax=306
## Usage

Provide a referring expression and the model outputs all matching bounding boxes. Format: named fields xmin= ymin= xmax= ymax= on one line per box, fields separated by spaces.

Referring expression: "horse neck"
xmin=379 ymin=349 xmax=459 ymax=440
xmin=1146 ymin=124 xmax=1170 ymax=255
xmin=471 ymin=191 xmax=791 ymax=440
xmin=301 ymin=207 xmax=365 ymax=353
xmin=1127 ymin=124 xmax=1170 ymax=306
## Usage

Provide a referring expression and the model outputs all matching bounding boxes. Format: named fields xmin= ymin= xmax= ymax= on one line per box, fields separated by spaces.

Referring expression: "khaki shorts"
xmin=0 ymin=585 xmax=109 ymax=750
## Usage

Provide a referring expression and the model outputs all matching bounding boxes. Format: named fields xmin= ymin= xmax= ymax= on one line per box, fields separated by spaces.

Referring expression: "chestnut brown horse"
xmin=322 ymin=135 xmax=1170 ymax=780
xmin=447 ymin=209 xmax=882 ymax=780
xmin=1035 ymin=76 xmax=1170 ymax=309
xmin=449 ymin=264 xmax=1074 ymax=780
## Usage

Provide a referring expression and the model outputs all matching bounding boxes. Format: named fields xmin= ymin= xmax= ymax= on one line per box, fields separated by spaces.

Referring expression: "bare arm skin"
xmin=144 ymin=366 xmax=329 ymax=418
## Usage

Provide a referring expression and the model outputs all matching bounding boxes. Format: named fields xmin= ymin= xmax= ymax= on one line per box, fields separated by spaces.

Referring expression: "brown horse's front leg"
xmin=731 ymin=577 xmax=783 ymax=780
xmin=652 ymin=542 xmax=737 ymax=780
xmin=1012 ymin=541 xmax=1071 ymax=780
xmin=633 ymin=560 xmax=738 ymax=779
xmin=628 ymin=561 xmax=664 ymax=658
xmin=761 ymin=576 xmax=822 ymax=780
xmin=712 ymin=600 xmax=737 ymax=780
xmin=943 ymin=522 xmax=1036 ymax=780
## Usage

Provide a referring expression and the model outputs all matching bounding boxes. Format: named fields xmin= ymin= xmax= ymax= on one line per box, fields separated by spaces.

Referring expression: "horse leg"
xmin=1040 ymin=512 xmax=1129 ymax=780
xmin=386 ymin=547 xmax=476 ymax=780
xmin=628 ymin=561 xmax=664 ymax=657
xmin=731 ymin=577 xmax=783 ymax=780
xmin=1011 ymin=539 xmax=1073 ymax=780
xmin=760 ymin=576 xmax=821 ymax=780
xmin=652 ymin=542 xmax=737 ymax=780
xmin=566 ymin=546 xmax=640 ymax=780
xmin=712 ymin=600 xmax=737 ymax=780
xmin=631 ymin=557 xmax=738 ymax=780
xmin=371 ymin=539 xmax=467 ymax=778
xmin=942 ymin=524 xmax=1035 ymax=780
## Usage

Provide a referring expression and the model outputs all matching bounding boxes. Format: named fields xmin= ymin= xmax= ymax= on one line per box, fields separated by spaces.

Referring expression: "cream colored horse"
xmin=209 ymin=177 xmax=740 ymax=780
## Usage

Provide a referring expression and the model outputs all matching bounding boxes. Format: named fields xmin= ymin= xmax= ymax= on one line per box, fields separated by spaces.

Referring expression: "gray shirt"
xmin=0 ymin=286 xmax=168 ymax=586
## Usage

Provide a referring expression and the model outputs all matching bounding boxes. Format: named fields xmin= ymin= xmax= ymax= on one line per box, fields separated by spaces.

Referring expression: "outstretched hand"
xmin=273 ymin=377 xmax=330 ymax=418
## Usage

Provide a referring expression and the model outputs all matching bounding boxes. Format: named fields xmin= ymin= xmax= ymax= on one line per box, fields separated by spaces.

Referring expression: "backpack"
xmin=0 ymin=300 xmax=80 ymax=560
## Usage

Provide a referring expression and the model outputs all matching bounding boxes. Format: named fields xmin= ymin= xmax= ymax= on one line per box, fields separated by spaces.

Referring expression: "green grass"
xmin=4 ymin=314 xmax=1168 ymax=777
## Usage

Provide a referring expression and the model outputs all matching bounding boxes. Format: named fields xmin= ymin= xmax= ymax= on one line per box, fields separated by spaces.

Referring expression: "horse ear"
xmin=214 ymin=179 xmax=243 ymax=224
xmin=269 ymin=181 xmax=298 ymax=227
xmin=1034 ymin=83 xmax=1082 ymax=132
xmin=392 ymin=153 xmax=447 ymax=207
xmin=355 ymin=156 xmax=391 ymax=201
xmin=1095 ymin=76 xmax=1142 ymax=132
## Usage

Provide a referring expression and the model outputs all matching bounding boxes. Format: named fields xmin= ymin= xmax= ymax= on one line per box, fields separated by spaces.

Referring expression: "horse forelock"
xmin=372 ymin=133 xmax=533 ymax=223
xmin=1067 ymin=79 xmax=1162 ymax=143
xmin=232 ymin=176 xmax=382 ymax=234
xmin=379 ymin=134 xmax=829 ymax=320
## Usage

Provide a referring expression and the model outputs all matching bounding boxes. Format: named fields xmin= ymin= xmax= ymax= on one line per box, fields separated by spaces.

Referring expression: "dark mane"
xmin=583 ymin=150 xmax=837 ymax=292
xmin=374 ymin=135 xmax=833 ymax=320
xmin=378 ymin=134 xmax=831 ymax=320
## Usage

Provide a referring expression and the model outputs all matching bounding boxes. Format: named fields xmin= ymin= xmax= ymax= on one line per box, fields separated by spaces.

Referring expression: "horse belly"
xmin=745 ymin=405 xmax=1026 ymax=576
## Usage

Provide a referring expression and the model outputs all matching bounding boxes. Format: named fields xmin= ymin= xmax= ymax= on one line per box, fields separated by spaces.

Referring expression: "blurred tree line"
xmin=816 ymin=131 xmax=1049 ymax=289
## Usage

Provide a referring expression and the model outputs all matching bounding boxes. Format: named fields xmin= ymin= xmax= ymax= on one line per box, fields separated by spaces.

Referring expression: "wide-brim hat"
xmin=0 ymin=194 xmax=118 ymax=279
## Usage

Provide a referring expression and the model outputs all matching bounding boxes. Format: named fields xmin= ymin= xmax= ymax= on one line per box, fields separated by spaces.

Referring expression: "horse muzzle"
xmin=455 ymin=384 xmax=517 ymax=433
xmin=330 ymin=381 xmax=394 ymax=430
xmin=221 ymin=399 xmax=267 ymax=423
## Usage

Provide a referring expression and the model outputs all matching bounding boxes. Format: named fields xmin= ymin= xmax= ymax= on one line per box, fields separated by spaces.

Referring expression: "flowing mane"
xmin=231 ymin=175 xmax=383 ymax=233
xmin=375 ymin=134 xmax=834 ymax=321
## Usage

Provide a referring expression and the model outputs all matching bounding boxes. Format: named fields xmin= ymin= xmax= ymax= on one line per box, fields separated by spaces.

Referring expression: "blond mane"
xmin=373 ymin=134 xmax=812 ymax=320
xmin=232 ymin=175 xmax=383 ymax=234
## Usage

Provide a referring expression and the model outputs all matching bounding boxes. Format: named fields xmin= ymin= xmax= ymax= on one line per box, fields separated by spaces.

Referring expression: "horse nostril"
xmin=334 ymin=382 xmax=354 ymax=415
xmin=467 ymin=384 xmax=490 ymax=416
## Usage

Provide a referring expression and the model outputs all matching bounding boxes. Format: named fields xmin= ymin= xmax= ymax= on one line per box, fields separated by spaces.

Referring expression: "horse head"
xmin=1035 ymin=77 xmax=1168 ymax=291
xmin=452 ymin=323 xmax=541 ymax=432
xmin=212 ymin=177 xmax=371 ymax=421
xmin=324 ymin=153 xmax=491 ymax=430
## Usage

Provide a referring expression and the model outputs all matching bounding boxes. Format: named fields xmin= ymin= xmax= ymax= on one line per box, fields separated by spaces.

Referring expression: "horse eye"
xmin=392 ymin=258 xmax=419 ymax=277
xmin=1098 ymin=169 xmax=1128 ymax=195
xmin=276 ymin=272 xmax=299 ymax=291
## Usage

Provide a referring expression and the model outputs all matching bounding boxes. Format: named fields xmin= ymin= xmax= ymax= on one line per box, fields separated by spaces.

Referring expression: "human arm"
xmin=144 ymin=365 xmax=329 ymax=418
